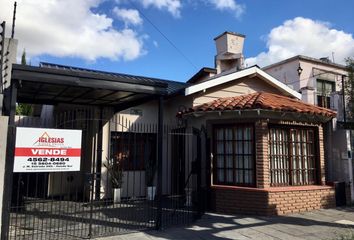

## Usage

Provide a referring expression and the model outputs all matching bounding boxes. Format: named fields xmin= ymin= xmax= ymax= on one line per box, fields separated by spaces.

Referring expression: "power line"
xmin=126 ymin=0 xmax=198 ymax=70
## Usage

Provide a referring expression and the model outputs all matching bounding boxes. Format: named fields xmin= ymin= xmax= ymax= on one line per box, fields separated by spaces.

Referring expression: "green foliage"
xmin=104 ymin=155 xmax=123 ymax=188
xmin=16 ymin=103 xmax=32 ymax=116
xmin=344 ymin=58 xmax=354 ymax=120
xmin=21 ymin=49 xmax=26 ymax=65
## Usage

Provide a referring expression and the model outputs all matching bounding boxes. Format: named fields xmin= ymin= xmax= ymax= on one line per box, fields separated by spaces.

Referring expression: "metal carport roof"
xmin=10 ymin=63 xmax=177 ymax=110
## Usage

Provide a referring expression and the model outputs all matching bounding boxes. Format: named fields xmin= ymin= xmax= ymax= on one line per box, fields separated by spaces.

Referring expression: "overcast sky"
xmin=1 ymin=0 xmax=354 ymax=81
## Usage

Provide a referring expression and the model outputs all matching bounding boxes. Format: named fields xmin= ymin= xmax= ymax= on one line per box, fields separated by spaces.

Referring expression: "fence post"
xmin=156 ymin=96 xmax=163 ymax=230
xmin=95 ymin=107 xmax=103 ymax=200
xmin=195 ymin=129 xmax=203 ymax=218
xmin=88 ymin=172 xmax=95 ymax=238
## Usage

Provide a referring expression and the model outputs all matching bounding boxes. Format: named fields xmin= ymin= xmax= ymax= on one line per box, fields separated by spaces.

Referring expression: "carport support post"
xmin=95 ymin=107 xmax=103 ymax=200
xmin=1 ymin=80 xmax=17 ymax=240
xmin=156 ymin=96 xmax=163 ymax=230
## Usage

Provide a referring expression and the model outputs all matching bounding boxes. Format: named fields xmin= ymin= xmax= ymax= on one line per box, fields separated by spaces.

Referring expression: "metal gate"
xmin=4 ymin=107 xmax=205 ymax=239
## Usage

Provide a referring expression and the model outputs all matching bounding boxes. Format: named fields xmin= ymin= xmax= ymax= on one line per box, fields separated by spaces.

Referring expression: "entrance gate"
xmin=5 ymin=108 xmax=205 ymax=239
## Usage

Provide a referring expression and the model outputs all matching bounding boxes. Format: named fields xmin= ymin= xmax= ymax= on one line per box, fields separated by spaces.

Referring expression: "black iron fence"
xmin=4 ymin=109 xmax=205 ymax=239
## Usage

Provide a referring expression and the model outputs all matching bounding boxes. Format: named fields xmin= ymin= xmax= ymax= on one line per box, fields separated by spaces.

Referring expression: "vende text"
xmin=31 ymin=149 xmax=67 ymax=156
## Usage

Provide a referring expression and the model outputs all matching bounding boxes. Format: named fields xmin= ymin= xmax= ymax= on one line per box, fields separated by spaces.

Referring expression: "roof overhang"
xmin=263 ymin=55 xmax=347 ymax=71
xmin=184 ymin=66 xmax=301 ymax=99
xmin=182 ymin=109 xmax=333 ymax=123
xmin=11 ymin=64 xmax=168 ymax=110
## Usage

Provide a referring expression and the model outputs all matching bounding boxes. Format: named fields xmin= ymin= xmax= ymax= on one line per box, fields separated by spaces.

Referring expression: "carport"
xmin=1 ymin=62 xmax=168 ymax=239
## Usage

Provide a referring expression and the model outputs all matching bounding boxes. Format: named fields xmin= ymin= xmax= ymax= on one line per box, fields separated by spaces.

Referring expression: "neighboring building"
xmin=263 ymin=55 xmax=353 ymax=204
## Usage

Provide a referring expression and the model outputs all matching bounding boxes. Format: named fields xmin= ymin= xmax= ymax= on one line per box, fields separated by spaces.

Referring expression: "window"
xmin=317 ymin=79 xmax=335 ymax=108
xmin=269 ymin=126 xmax=317 ymax=186
xmin=213 ymin=124 xmax=254 ymax=186
xmin=111 ymin=132 xmax=156 ymax=171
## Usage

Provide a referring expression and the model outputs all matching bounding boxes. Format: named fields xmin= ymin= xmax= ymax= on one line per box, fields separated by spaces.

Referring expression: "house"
xmin=263 ymin=55 xmax=353 ymax=205
xmin=1 ymin=31 xmax=341 ymax=239
xmin=115 ymin=32 xmax=337 ymax=215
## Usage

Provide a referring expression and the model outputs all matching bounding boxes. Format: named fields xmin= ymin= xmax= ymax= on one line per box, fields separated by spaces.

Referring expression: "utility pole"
xmin=0 ymin=22 xmax=5 ymax=95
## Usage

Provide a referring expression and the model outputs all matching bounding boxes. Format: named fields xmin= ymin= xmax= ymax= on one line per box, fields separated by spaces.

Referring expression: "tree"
xmin=21 ymin=49 xmax=26 ymax=65
xmin=16 ymin=49 xmax=33 ymax=116
xmin=344 ymin=58 xmax=354 ymax=121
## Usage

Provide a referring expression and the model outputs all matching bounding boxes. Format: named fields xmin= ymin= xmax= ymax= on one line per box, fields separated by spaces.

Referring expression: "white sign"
xmin=14 ymin=127 xmax=82 ymax=172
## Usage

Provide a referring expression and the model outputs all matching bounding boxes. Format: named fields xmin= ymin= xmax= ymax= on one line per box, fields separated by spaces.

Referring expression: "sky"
xmin=1 ymin=0 xmax=354 ymax=82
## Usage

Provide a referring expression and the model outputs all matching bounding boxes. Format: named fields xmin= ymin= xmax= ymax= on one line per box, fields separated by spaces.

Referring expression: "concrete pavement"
xmin=97 ymin=207 xmax=354 ymax=240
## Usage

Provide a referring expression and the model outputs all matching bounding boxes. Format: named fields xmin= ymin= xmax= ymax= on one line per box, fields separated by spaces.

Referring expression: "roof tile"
xmin=179 ymin=92 xmax=336 ymax=118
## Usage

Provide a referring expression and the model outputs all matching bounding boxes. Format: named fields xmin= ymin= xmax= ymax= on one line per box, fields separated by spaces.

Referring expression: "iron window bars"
xmin=269 ymin=126 xmax=317 ymax=186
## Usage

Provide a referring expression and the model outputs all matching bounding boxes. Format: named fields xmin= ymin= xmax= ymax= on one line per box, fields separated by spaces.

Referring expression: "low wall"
xmin=210 ymin=185 xmax=269 ymax=215
xmin=267 ymin=186 xmax=335 ymax=215
xmin=210 ymin=185 xmax=335 ymax=216
xmin=0 ymin=116 xmax=9 ymax=238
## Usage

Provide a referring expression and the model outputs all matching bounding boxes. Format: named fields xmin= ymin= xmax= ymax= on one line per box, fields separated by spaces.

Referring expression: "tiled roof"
xmin=179 ymin=92 xmax=336 ymax=118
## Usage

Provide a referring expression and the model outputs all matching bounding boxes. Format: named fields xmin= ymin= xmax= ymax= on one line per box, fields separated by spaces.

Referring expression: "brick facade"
xmin=255 ymin=120 xmax=269 ymax=188
xmin=267 ymin=186 xmax=335 ymax=215
xmin=211 ymin=185 xmax=335 ymax=215
xmin=210 ymin=186 xmax=269 ymax=215
xmin=209 ymin=120 xmax=336 ymax=215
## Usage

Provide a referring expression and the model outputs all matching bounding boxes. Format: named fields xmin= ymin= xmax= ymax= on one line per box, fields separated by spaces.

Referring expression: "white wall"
xmin=0 ymin=116 xmax=9 ymax=238
xmin=192 ymin=76 xmax=283 ymax=106
xmin=264 ymin=59 xmax=300 ymax=92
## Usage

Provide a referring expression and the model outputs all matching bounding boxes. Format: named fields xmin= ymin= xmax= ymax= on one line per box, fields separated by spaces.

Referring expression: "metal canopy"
xmin=11 ymin=64 xmax=170 ymax=108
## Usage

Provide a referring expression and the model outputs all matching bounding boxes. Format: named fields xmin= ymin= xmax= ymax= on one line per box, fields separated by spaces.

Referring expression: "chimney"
xmin=214 ymin=31 xmax=245 ymax=74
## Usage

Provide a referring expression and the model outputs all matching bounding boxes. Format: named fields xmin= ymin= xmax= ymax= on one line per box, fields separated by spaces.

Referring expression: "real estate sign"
xmin=14 ymin=127 xmax=82 ymax=172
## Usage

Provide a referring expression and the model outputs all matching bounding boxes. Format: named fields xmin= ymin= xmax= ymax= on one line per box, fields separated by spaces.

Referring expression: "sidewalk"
xmin=97 ymin=207 xmax=354 ymax=240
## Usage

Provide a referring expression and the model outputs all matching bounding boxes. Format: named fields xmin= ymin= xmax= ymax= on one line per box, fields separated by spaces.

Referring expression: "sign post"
xmin=14 ymin=127 xmax=82 ymax=172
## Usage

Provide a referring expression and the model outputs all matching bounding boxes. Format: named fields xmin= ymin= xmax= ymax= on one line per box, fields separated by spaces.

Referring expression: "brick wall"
xmin=346 ymin=185 xmax=352 ymax=206
xmin=255 ymin=120 xmax=269 ymax=188
xmin=211 ymin=185 xmax=335 ymax=216
xmin=267 ymin=186 xmax=335 ymax=215
xmin=210 ymin=186 xmax=269 ymax=215
xmin=318 ymin=125 xmax=326 ymax=185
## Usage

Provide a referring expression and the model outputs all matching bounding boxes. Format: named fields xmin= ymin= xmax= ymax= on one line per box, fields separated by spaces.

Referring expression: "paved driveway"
xmin=97 ymin=207 xmax=354 ymax=240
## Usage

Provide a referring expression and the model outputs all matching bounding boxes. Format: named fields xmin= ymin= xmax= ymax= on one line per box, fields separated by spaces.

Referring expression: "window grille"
xmin=269 ymin=127 xmax=317 ymax=186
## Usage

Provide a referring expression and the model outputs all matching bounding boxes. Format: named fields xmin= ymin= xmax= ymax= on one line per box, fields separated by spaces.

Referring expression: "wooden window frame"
xmin=212 ymin=123 xmax=256 ymax=187
xmin=268 ymin=124 xmax=320 ymax=187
